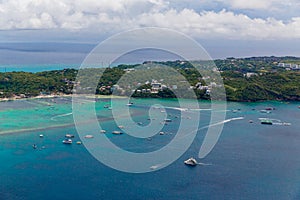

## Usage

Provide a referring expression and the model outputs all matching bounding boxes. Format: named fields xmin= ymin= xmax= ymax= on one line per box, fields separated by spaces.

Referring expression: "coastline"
xmin=0 ymin=94 xmax=127 ymax=102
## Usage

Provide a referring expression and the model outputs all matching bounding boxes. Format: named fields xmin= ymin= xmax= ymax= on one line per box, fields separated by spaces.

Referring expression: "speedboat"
xmin=184 ymin=157 xmax=198 ymax=166
xmin=62 ymin=139 xmax=72 ymax=144
xmin=260 ymin=119 xmax=273 ymax=125
xmin=39 ymin=134 xmax=44 ymax=138
xmin=84 ymin=135 xmax=94 ymax=139
xmin=100 ymin=130 xmax=106 ymax=133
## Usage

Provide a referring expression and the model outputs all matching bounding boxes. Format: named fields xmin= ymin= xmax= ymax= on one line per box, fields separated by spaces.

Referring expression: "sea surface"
xmin=0 ymin=97 xmax=299 ymax=200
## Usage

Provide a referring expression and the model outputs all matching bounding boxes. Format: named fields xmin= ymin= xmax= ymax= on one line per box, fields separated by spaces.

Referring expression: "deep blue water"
xmin=0 ymin=98 xmax=299 ymax=200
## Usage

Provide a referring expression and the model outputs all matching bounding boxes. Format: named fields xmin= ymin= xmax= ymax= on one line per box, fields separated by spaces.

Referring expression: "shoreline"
xmin=0 ymin=94 xmax=128 ymax=102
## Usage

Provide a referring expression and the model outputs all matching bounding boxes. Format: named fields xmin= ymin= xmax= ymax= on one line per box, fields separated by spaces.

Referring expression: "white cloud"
xmin=0 ymin=0 xmax=299 ymax=40
xmin=227 ymin=0 xmax=276 ymax=10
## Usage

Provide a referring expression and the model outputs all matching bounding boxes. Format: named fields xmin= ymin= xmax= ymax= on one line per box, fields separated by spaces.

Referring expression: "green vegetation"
xmin=0 ymin=57 xmax=299 ymax=102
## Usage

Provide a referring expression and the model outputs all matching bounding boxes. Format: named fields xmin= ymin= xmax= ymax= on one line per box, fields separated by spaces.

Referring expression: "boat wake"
xmin=165 ymin=106 xmax=231 ymax=113
xmin=50 ymin=113 xmax=73 ymax=121
xmin=198 ymin=117 xmax=244 ymax=131
xmin=197 ymin=162 xmax=212 ymax=166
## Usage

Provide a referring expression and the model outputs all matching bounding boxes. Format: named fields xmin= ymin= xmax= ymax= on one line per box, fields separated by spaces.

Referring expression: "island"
xmin=0 ymin=56 xmax=299 ymax=102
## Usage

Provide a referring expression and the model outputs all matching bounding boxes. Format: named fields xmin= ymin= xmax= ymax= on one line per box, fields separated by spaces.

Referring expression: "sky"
xmin=0 ymin=0 xmax=299 ymax=60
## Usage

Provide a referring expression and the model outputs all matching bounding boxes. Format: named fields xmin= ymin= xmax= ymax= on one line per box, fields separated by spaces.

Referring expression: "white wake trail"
xmin=50 ymin=113 xmax=73 ymax=121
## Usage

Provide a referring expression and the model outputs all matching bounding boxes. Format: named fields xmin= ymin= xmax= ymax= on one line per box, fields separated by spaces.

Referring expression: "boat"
xmin=32 ymin=144 xmax=37 ymax=149
xmin=76 ymin=141 xmax=82 ymax=145
xmin=39 ymin=134 xmax=44 ymax=138
xmin=100 ymin=130 xmax=106 ymax=133
xmin=164 ymin=119 xmax=172 ymax=122
xmin=249 ymin=120 xmax=254 ymax=123
xmin=260 ymin=110 xmax=271 ymax=114
xmin=62 ymin=139 xmax=72 ymax=144
xmin=184 ymin=157 xmax=198 ymax=166
xmin=260 ymin=119 xmax=273 ymax=125
xmin=112 ymin=131 xmax=122 ymax=135
xmin=126 ymin=102 xmax=133 ymax=106
xmin=65 ymin=134 xmax=75 ymax=138
xmin=84 ymin=135 xmax=94 ymax=139
xmin=159 ymin=131 xmax=165 ymax=135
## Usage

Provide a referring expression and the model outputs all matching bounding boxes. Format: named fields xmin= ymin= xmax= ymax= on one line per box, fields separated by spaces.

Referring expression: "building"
xmin=151 ymin=80 xmax=162 ymax=93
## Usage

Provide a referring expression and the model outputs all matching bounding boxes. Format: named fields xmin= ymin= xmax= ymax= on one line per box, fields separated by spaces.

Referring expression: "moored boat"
xmin=62 ymin=139 xmax=72 ymax=144
xmin=260 ymin=110 xmax=271 ymax=114
xmin=164 ymin=119 xmax=172 ymax=122
xmin=112 ymin=131 xmax=122 ymax=135
xmin=65 ymin=134 xmax=75 ymax=138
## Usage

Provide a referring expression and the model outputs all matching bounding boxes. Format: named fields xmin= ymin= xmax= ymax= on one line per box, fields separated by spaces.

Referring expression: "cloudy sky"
xmin=0 ymin=0 xmax=299 ymax=59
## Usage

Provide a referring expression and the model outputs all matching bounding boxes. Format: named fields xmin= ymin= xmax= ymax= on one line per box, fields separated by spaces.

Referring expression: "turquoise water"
xmin=0 ymin=98 xmax=300 ymax=199
xmin=0 ymin=64 xmax=79 ymax=73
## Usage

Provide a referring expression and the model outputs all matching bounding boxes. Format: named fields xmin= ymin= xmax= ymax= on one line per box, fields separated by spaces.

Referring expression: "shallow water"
xmin=0 ymin=98 xmax=299 ymax=200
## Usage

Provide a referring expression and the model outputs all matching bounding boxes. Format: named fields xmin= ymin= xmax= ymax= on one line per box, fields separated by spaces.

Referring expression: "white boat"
xmin=39 ymin=134 xmax=44 ymax=138
xmin=184 ymin=157 xmax=198 ymax=166
xmin=84 ymin=135 xmax=94 ymax=139
xmin=100 ymin=130 xmax=106 ymax=133
xmin=62 ymin=139 xmax=72 ymax=144
xmin=164 ymin=119 xmax=172 ymax=122
xmin=65 ymin=134 xmax=75 ymax=138
xmin=112 ymin=131 xmax=122 ymax=135
xmin=260 ymin=110 xmax=271 ymax=114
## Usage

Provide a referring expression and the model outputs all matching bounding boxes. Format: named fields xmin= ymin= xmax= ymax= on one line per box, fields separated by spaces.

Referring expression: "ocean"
xmin=0 ymin=97 xmax=299 ymax=200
